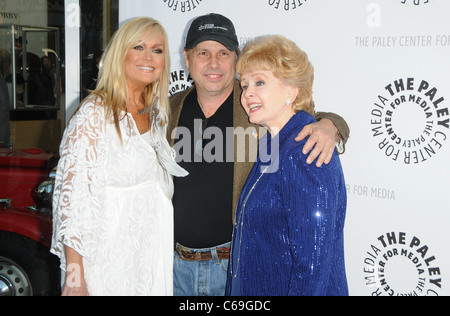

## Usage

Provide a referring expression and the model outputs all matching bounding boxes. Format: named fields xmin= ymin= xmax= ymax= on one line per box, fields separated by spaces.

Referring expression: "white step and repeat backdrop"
xmin=119 ymin=0 xmax=450 ymax=296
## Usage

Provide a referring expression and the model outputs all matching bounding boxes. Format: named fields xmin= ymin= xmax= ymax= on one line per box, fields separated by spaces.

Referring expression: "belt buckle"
xmin=176 ymin=244 xmax=230 ymax=261
xmin=177 ymin=244 xmax=200 ymax=261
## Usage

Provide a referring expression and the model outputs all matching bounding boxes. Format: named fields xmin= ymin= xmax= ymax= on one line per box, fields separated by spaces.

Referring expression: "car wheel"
xmin=0 ymin=231 xmax=61 ymax=296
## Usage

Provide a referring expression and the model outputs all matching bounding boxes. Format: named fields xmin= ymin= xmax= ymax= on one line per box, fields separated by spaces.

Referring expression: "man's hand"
xmin=295 ymin=119 xmax=339 ymax=167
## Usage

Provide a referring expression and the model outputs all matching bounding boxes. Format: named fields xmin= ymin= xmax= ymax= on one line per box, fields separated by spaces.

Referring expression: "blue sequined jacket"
xmin=226 ymin=111 xmax=348 ymax=296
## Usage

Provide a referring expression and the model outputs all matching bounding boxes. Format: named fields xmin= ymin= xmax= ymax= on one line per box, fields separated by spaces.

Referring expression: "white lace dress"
xmin=51 ymin=97 xmax=187 ymax=296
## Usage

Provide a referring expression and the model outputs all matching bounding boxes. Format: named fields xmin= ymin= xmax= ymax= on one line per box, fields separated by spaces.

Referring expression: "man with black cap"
xmin=168 ymin=13 xmax=350 ymax=296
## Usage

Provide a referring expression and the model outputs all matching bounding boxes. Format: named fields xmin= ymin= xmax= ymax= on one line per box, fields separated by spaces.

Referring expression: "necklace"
xmin=137 ymin=105 xmax=153 ymax=115
xmin=138 ymin=82 xmax=160 ymax=115
xmin=134 ymin=97 xmax=160 ymax=134
xmin=230 ymin=165 xmax=269 ymax=279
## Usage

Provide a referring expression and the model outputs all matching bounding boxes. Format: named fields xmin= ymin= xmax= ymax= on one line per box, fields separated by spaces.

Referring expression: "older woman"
xmin=51 ymin=17 xmax=187 ymax=296
xmin=226 ymin=35 xmax=348 ymax=296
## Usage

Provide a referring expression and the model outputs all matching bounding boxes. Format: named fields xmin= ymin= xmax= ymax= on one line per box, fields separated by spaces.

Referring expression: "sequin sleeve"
xmin=281 ymin=147 xmax=347 ymax=296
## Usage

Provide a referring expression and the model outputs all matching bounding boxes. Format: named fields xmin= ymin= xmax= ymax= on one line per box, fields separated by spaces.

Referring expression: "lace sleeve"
xmin=51 ymin=101 xmax=107 ymax=270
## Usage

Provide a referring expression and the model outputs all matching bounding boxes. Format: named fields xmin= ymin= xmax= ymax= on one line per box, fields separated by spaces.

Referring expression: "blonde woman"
xmin=51 ymin=17 xmax=187 ymax=296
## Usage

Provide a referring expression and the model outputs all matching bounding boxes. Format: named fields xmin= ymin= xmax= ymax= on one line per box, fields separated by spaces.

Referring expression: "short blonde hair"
xmin=76 ymin=17 xmax=171 ymax=140
xmin=237 ymin=35 xmax=314 ymax=114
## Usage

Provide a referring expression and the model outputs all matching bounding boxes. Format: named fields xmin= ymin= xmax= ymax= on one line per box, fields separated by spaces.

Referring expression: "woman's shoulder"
xmin=81 ymin=95 xmax=105 ymax=112
xmin=280 ymin=111 xmax=342 ymax=170
xmin=66 ymin=96 xmax=108 ymax=133
xmin=281 ymin=111 xmax=316 ymax=152
xmin=73 ymin=95 xmax=106 ymax=120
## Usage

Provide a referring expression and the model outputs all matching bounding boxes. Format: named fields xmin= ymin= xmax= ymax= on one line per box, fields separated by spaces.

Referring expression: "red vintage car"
xmin=0 ymin=147 xmax=60 ymax=296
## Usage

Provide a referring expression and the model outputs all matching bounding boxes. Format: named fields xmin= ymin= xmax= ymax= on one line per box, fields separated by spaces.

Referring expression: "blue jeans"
xmin=173 ymin=242 xmax=230 ymax=296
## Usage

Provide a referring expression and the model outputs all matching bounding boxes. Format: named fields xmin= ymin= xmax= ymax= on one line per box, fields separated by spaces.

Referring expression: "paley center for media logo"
xmin=363 ymin=231 xmax=442 ymax=296
xmin=399 ymin=0 xmax=432 ymax=5
xmin=370 ymin=77 xmax=449 ymax=165
xmin=161 ymin=0 xmax=204 ymax=13
xmin=268 ymin=0 xmax=309 ymax=11
xmin=169 ymin=69 xmax=193 ymax=97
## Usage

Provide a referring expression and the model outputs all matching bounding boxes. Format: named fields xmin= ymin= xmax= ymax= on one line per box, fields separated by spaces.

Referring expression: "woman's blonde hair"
xmin=237 ymin=35 xmax=315 ymax=115
xmin=74 ymin=17 xmax=171 ymax=140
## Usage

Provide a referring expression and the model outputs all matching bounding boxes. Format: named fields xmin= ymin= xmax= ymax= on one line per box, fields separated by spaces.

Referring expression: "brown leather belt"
xmin=176 ymin=244 xmax=231 ymax=262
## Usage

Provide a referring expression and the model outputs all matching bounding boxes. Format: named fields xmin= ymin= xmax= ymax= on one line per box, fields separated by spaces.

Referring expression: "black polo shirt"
xmin=173 ymin=89 xmax=234 ymax=249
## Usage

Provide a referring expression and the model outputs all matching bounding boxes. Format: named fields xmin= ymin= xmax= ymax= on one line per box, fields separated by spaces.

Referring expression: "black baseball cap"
xmin=185 ymin=13 xmax=239 ymax=51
